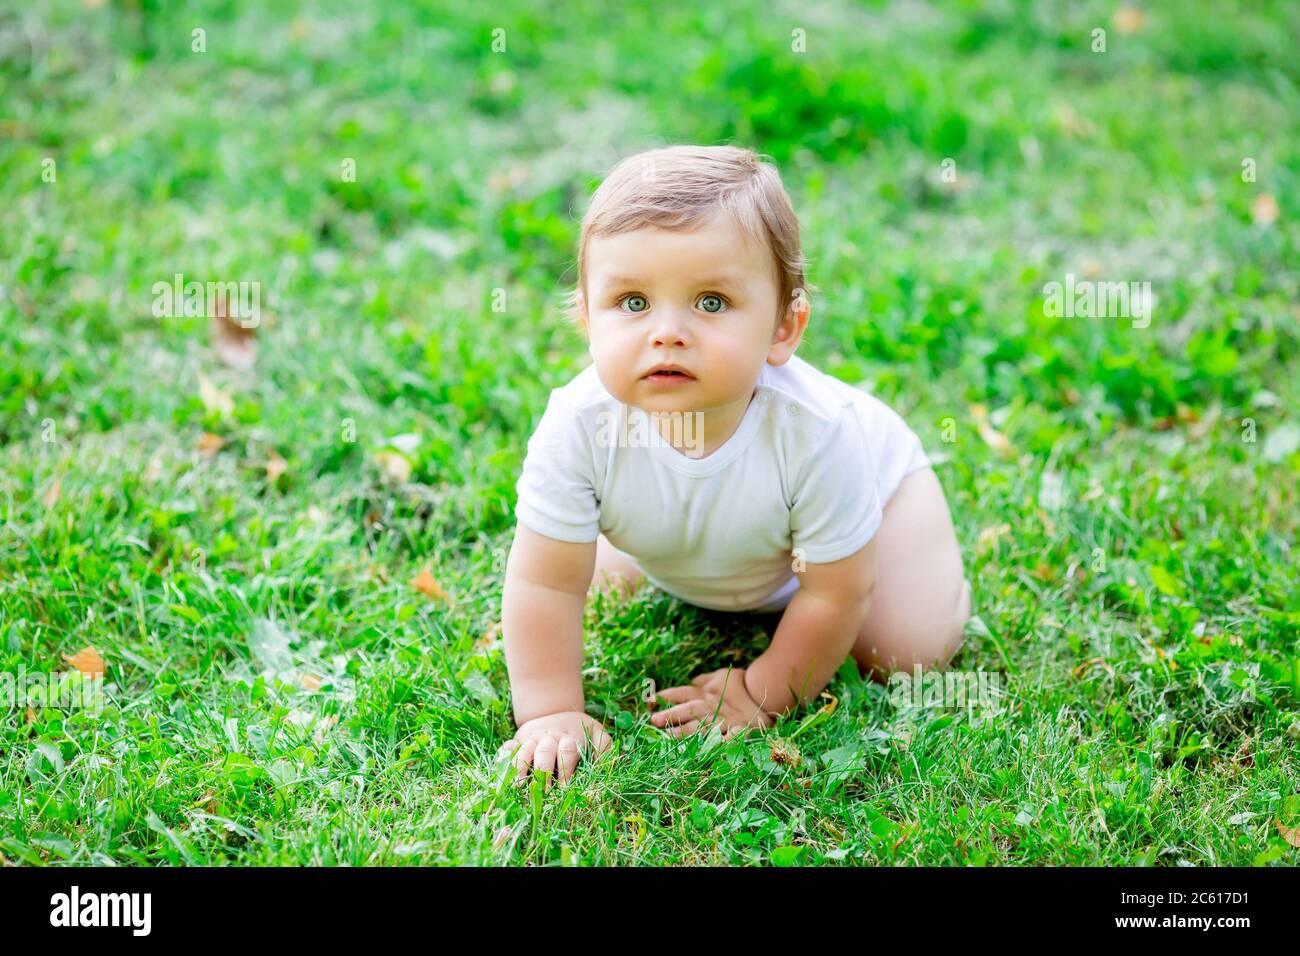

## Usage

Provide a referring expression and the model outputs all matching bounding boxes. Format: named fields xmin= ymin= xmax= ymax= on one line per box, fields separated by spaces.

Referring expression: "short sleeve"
xmin=789 ymin=407 xmax=882 ymax=564
xmin=514 ymin=391 xmax=601 ymax=543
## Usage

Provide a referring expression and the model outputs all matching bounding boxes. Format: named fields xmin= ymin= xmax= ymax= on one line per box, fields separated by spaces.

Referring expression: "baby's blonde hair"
xmin=565 ymin=145 xmax=810 ymax=329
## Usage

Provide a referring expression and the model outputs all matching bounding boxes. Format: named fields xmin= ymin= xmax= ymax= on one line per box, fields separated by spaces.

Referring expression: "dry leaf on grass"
xmin=411 ymin=565 xmax=449 ymax=601
xmin=475 ymin=622 xmax=502 ymax=652
xmin=8 ymin=285 xmax=35 ymax=317
xmin=969 ymin=404 xmax=1015 ymax=455
xmin=197 ymin=432 xmax=224 ymax=455
xmin=375 ymin=450 xmax=413 ymax=484
xmin=977 ymin=523 xmax=1011 ymax=555
xmin=1072 ymin=657 xmax=1116 ymax=679
xmin=43 ymin=478 xmax=61 ymax=509
xmin=1112 ymin=6 xmax=1147 ymax=34
xmin=197 ymin=371 xmax=234 ymax=418
xmin=62 ymin=645 xmax=105 ymax=678
xmin=1252 ymin=193 xmax=1279 ymax=226
xmin=211 ymin=291 xmax=257 ymax=370
xmin=266 ymin=450 xmax=288 ymax=483
xmin=1276 ymin=820 xmax=1300 ymax=848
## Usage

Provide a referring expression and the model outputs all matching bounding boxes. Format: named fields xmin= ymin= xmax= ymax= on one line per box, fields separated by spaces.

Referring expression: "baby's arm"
xmin=742 ymin=538 xmax=878 ymax=717
xmin=499 ymin=523 xmax=610 ymax=785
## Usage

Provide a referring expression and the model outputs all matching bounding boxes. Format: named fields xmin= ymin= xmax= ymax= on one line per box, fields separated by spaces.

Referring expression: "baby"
xmin=498 ymin=145 xmax=971 ymax=786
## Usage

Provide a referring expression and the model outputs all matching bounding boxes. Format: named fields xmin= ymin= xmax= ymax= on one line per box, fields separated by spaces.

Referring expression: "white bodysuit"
xmin=514 ymin=354 xmax=930 ymax=613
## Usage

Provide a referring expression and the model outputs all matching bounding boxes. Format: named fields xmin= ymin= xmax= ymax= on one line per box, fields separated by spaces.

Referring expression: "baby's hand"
xmin=497 ymin=711 xmax=612 ymax=788
xmin=650 ymin=666 xmax=775 ymax=739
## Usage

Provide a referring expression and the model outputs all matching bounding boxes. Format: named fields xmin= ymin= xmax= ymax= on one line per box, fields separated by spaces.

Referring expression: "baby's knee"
xmin=912 ymin=612 xmax=967 ymax=673
xmin=925 ymin=578 xmax=972 ymax=668
xmin=855 ymin=579 xmax=971 ymax=678
xmin=951 ymin=577 xmax=972 ymax=651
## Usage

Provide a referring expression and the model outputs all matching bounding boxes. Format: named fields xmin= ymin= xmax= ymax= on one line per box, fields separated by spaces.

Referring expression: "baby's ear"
xmin=567 ymin=289 xmax=588 ymax=333
xmin=576 ymin=291 xmax=591 ymax=334
xmin=791 ymin=288 xmax=810 ymax=320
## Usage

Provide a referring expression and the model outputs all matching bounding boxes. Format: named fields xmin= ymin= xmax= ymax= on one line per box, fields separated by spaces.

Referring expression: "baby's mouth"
xmin=642 ymin=365 xmax=696 ymax=382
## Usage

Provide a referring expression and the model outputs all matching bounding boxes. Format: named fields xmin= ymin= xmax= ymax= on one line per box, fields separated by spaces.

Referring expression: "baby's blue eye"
xmin=621 ymin=295 xmax=649 ymax=313
xmin=697 ymin=294 xmax=726 ymax=313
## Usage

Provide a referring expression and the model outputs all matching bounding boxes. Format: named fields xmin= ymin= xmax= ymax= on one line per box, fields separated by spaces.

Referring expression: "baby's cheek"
xmin=589 ymin=345 xmax=636 ymax=396
xmin=708 ymin=342 xmax=762 ymax=387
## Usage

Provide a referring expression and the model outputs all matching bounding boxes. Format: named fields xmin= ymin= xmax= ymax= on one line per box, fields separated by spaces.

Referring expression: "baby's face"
xmin=581 ymin=211 xmax=795 ymax=418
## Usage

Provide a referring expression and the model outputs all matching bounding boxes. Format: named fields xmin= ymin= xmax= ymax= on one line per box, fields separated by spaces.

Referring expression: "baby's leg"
xmin=590 ymin=533 xmax=645 ymax=599
xmin=851 ymin=466 xmax=971 ymax=681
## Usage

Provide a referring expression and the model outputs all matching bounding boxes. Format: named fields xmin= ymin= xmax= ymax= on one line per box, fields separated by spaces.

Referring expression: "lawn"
xmin=1 ymin=0 xmax=1298 ymax=865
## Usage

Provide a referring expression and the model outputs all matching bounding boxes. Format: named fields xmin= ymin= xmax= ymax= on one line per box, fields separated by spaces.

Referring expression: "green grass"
xmin=1 ymin=0 xmax=1298 ymax=865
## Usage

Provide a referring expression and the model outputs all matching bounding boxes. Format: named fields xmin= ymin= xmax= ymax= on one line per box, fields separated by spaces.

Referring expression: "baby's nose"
xmin=652 ymin=328 xmax=687 ymax=346
xmin=649 ymin=311 xmax=689 ymax=346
